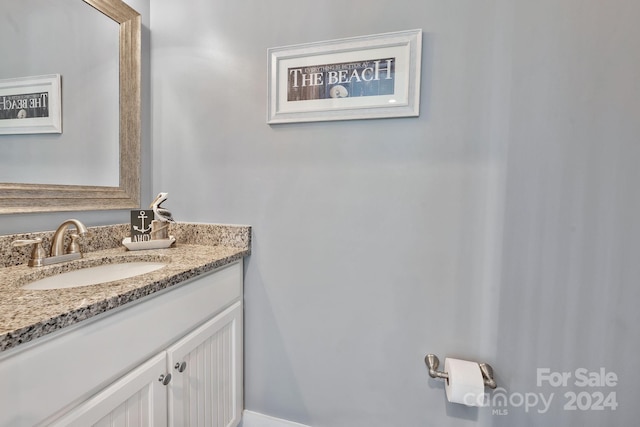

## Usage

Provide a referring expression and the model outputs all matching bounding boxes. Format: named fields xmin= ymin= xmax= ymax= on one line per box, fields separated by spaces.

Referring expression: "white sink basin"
xmin=22 ymin=262 xmax=167 ymax=290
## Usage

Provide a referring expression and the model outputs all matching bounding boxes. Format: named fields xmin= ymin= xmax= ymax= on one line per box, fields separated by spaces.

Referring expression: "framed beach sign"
xmin=267 ymin=29 xmax=422 ymax=124
xmin=0 ymin=74 xmax=62 ymax=134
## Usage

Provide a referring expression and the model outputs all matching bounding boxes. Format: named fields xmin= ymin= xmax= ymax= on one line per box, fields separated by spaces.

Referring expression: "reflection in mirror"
xmin=0 ymin=0 xmax=140 ymax=214
xmin=0 ymin=0 xmax=119 ymax=186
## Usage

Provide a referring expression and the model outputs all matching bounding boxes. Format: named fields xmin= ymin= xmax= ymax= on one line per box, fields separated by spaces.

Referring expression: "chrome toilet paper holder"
xmin=425 ymin=354 xmax=497 ymax=389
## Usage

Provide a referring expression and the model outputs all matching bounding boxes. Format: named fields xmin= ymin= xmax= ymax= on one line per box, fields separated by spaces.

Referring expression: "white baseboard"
xmin=240 ymin=410 xmax=311 ymax=427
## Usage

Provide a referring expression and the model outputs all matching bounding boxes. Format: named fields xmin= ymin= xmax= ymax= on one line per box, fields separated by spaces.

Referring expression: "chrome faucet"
xmin=12 ymin=219 xmax=89 ymax=267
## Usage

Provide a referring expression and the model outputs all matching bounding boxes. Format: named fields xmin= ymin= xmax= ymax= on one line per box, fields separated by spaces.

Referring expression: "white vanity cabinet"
xmin=0 ymin=260 xmax=244 ymax=427
xmin=49 ymin=302 xmax=242 ymax=427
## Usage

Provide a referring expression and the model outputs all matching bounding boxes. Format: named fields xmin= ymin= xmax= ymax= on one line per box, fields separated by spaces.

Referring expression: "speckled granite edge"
xmin=0 ymin=223 xmax=251 ymax=353
xmin=0 ymin=222 xmax=251 ymax=268
xmin=0 ymin=248 xmax=246 ymax=353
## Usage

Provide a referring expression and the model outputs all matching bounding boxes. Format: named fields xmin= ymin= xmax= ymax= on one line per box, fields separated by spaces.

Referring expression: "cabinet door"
xmin=48 ymin=353 xmax=169 ymax=427
xmin=167 ymin=301 xmax=243 ymax=427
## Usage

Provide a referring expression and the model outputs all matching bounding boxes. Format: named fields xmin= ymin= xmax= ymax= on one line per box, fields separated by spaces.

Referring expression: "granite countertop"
xmin=0 ymin=223 xmax=251 ymax=353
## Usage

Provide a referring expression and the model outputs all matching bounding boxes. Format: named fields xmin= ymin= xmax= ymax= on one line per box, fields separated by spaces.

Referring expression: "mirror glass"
xmin=0 ymin=0 xmax=141 ymax=214
xmin=0 ymin=0 xmax=119 ymax=186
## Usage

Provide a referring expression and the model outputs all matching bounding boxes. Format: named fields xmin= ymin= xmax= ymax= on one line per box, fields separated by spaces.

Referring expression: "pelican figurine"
xmin=150 ymin=192 xmax=175 ymax=223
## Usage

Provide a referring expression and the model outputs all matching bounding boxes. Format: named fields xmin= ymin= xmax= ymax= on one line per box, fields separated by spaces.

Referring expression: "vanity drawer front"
xmin=0 ymin=260 xmax=242 ymax=427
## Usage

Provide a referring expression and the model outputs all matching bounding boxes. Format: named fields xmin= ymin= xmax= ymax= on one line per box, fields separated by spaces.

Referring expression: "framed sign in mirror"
xmin=268 ymin=29 xmax=422 ymax=124
xmin=0 ymin=74 xmax=62 ymax=135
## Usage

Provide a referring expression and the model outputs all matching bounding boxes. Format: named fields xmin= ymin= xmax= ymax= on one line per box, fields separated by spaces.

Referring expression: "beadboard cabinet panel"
xmin=168 ymin=302 xmax=243 ymax=427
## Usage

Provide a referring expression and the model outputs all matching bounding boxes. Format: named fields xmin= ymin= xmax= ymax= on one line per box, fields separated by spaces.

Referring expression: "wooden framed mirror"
xmin=0 ymin=0 xmax=141 ymax=214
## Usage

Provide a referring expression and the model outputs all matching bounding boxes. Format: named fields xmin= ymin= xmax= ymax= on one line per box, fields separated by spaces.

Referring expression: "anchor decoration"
xmin=130 ymin=209 xmax=155 ymax=243
xmin=124 ymin=193 xmax=176 ymax=250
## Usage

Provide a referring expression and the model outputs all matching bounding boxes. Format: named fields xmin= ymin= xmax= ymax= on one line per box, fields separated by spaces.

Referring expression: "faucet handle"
xmin=12 ymin=238 xmax=47 ymax=267
xmin=67 ymin=234 xmax=81 ymax=254
xmin=12 ymin=238 xmax=41 ymax=246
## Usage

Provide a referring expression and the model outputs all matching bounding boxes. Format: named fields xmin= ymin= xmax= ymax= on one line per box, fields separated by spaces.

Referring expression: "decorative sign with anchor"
xmin=130 ymin=210 xmax=155 ymax=243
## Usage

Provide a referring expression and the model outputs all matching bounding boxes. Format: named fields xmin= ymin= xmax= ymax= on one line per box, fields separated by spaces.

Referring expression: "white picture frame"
xmin=268 ymin=29 xmax=422 ymax=124
xmin=0 ymin=74 xmax=62 ymax=134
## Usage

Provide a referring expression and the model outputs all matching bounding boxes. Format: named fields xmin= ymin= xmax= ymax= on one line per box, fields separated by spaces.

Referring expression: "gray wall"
xmin=152 ymin=0 xmax=502 ymax=425
xmin=151 ymin=0 xmax=640 ymax=425
xmin=493 ymin=0 xmax=640 ymax=425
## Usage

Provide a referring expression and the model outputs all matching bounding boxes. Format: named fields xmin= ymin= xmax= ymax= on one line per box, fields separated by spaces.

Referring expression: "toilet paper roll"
xmin=444 ymin=358 xmax=486 ymax=407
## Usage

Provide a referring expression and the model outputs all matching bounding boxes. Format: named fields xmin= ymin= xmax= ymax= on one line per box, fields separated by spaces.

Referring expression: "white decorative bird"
xmin=150 ymin=192 xmax=175 ymax=223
